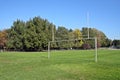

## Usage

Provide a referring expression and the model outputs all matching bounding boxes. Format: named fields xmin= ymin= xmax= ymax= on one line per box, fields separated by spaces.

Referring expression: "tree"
xmin=7 ymin=16 xmax=56 ymax=51
xmin=73 ymin=29 xmax=82 ymax=39
xmin=72 ymin=29 xmax=83 ymax=48
xmin=81 ymin=27 xmax=88 ymax=38
xmin=0 ymin=30 xmax=7 ymax=50
xmin=7 ymin=20 xmax=25 ymax=51
xmin=23 ymin=17 xmax=54 ymax=51
xmin=5 ymin=16 xmax=111 ymax=51
xmin=55 ymin=26 xmax=70 ymax=49
xmin=112 ymin=40 xmax=120 ymax=49
xmin=56 ymin=26 xmax=69 ymax=40
xmin=105 ymin=38 xmax=112 ymax=47
xmin=81 ymin=27 xmax=108 ymax=48
xmin=23 ymin=20 xmax=38 ymax=51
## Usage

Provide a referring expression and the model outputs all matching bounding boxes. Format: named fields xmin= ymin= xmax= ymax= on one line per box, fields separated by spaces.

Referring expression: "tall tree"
xmin=7 ymin=16 xmax=56 ymax=51
xmin=7 ymin=20 xmax=25 ymax=50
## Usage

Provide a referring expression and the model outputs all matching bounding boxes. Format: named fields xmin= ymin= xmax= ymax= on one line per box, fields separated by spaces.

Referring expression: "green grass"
xmin=0 ymin=50 xmax=120 ymax=80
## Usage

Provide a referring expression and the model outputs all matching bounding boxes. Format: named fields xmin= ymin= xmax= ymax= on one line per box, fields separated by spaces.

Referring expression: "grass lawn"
xmin=0 ymin=49 xmax=120 ymax=80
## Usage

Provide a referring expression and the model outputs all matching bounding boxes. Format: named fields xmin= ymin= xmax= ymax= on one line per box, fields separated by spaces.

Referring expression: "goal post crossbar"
xmin=48 ymin=37 xmax=97 ymax=62
xmin=49 ymin=38 xmax=96 ymax=43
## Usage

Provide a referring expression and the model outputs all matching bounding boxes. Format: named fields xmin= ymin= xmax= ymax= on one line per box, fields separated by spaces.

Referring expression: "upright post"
xmin=48 ymin=42 xmax=50 ymax=59
xmin=88 ymin=28 xmax=89 ymax=39
xmin=95 ymin=37 xmax=97 ymax=62
xmin=52 ymin=26 xmax=54 ymax=42
xmin=87 ymin=12 xmax=90 ymax=39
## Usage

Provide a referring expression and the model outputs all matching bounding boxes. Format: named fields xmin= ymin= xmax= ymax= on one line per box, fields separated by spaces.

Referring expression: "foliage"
xmin=81 ymin=27 xmax=110 ymax=48
xmin=7 ymin=17 xmax=54 ymax=51
xmin=82 ymin=43 xmax=91 ymax=49
xmin=112 ymin=39 xmax=120 ymax=49
xmin=73 ymin=29 xmax=82 ymax=39
xmin=56 ymin=26 xmax=69 ymax=40
xmin=0 ymin=30 xmax=7 ymax=49
xmin=0 ymin=17 xmax=111 ymax=51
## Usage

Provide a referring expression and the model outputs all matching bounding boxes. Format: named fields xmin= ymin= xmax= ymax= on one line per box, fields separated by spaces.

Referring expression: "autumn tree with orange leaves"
xmin=0 ymin=30 xmax=7 ymax=50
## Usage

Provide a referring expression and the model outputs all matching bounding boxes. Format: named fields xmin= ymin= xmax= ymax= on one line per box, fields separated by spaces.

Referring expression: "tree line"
xmin=0 ymin=16 xmax=114 ymax=51
xmin=112 ymin=40 xmax=120 ymax=49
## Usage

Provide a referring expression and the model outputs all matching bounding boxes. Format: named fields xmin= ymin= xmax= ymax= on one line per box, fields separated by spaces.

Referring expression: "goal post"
xmin=95 ymin=37 xmax=97 ymax=62
xmin=48 ymin=37 xmax=98 ymax=62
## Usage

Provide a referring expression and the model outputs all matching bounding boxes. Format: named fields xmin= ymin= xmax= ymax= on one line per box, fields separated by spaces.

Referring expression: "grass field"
xmin=0 ymin=49 xmax=120 ymax=80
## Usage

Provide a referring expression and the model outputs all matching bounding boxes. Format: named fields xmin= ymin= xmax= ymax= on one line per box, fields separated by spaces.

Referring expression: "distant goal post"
xmin=48 ymin=37 xmax=97 ymax=62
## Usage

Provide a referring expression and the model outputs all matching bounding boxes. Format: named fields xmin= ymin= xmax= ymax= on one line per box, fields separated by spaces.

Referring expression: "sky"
xmin=0 ymin=0 xmax=120 ymax=39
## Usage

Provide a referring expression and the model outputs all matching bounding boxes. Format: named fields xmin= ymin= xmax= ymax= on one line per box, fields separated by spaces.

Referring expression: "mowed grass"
xmin=0 ymin=50 xmax=120 ymax=80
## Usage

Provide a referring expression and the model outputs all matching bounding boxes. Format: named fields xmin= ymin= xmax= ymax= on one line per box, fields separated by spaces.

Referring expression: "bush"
xmin=82 ymin=43 xmax=91 ymax=49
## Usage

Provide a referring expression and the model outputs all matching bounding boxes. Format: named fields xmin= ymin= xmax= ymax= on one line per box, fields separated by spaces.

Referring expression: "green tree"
xmin=23 ymin=20 xmax=37 ymax=51
xmin=81 ymin=27 xmax=108 ymax=48
xmin=55 ymin=26 xmax=69 ymax=49
xmin=6 ymin=16 xmax=110 ymax=51
xmin=112 ymin=40 xmax=120 ymax=48
xmin=56 ymin=26 xmax=69 ymax=40
xmin=7 ymin=20 xmax=25 ymax=51
xmin=7 ymin=16 xmax=56 ymax=51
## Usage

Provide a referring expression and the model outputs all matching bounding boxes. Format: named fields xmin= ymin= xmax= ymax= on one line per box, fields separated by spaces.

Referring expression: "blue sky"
xmin=0 ymin=0 xmax=120 ymax=39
